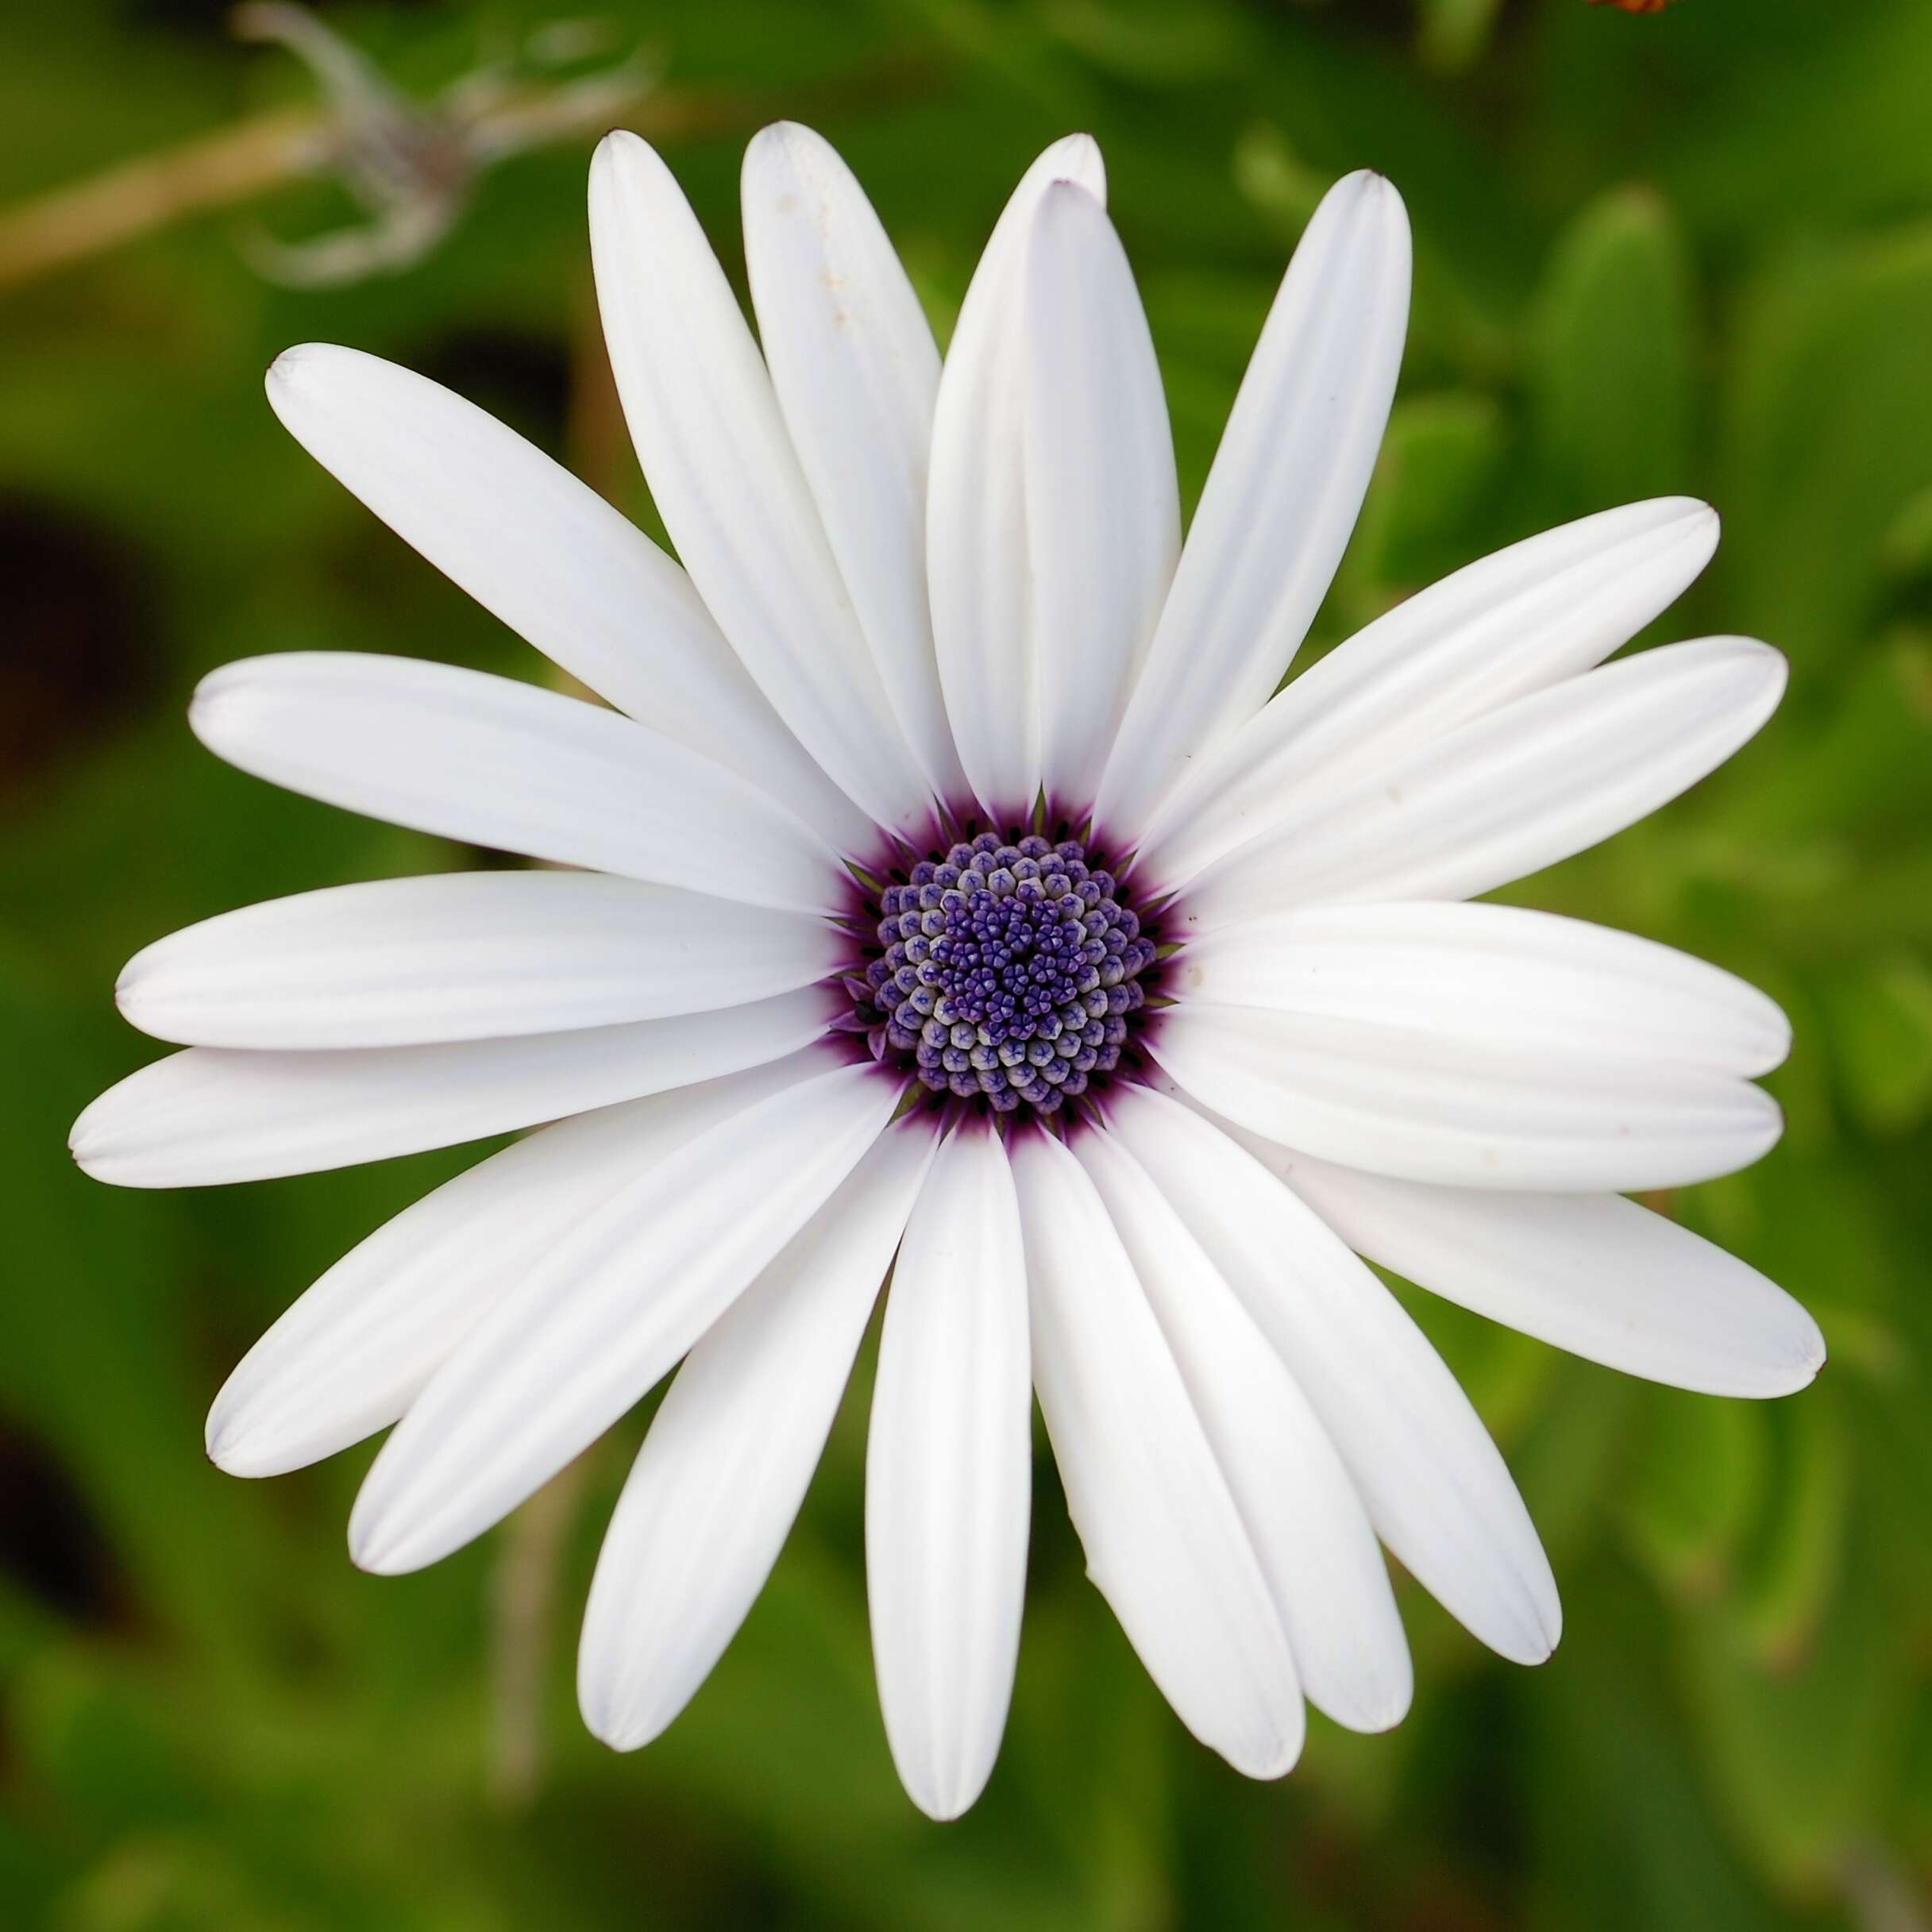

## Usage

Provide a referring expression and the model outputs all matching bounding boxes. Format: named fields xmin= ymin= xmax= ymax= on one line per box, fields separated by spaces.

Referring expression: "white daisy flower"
xmin=71 ymin=123 xmax=1823 ymax=1821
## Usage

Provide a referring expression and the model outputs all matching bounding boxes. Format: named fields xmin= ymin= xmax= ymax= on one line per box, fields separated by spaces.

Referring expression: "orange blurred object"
xmin=1587 ymin=0 xmax=1682 ymax=12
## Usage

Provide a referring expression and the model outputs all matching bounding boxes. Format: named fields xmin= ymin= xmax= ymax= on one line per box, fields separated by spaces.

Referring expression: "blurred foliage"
xmin=2 ymin=0 xmax=1931 ymax=1927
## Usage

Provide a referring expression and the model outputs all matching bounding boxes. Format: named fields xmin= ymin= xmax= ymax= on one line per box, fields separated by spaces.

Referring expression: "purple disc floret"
xmin=851 ymin=832 xmax=1158 ymax=1114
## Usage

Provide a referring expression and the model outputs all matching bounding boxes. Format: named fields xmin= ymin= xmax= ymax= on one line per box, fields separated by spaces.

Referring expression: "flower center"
xmin=853 ymin=832 xmax=1157 ymax=1115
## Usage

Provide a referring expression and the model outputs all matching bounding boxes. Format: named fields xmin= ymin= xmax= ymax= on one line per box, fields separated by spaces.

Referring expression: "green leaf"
xmin=1525 ymin=1568 xmax=1773 ymax=1932
xmin=1415 ymin=0 xmax=1506 ymax=77
xmin=1736 ymin=630 xmax=1932 ymax=847
xmin=1822 ymin=951 xmax=1932 ymax=1136
xmin=1527 ymin=187 xmax=1697 ymax=515
xmin=1513 ymin=1360 xmax=1641 ymax=1569
xmin=1622 ymin=1394 xmax=1770 ymax=1604
xmin=1721 ymin=222 xmax=1932 ymax=673
xmin=1738 ymin=1396 xmax=1854 ymax=1670
xmin=1684 ymin=1516 xmax=1908 ymax=1899
xmin=1337 ymin=391 xmax=1507 ymax=627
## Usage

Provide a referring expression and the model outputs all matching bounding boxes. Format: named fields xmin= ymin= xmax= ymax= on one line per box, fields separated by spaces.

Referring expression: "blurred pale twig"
xmin=0 ymin=103 xmax=324 ymax=292
xmin=0 ymin=6 xmax=929 ymax=292
xmin=487 ymin=1450 xmax=595 ymax=1813
xmin=228 ymin=3 xmax=654 ymax=287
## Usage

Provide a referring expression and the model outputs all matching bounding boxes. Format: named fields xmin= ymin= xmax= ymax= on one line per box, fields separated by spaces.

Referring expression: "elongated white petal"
xmin=1137 ymin=497 xmax=1721 ymax=887
xmin=206 ymin=1055 xmax=823 ymax=1478
xmin=1073 ymin=1128 xmax=1410 ymax=1733
xmin=741 ymin=123 xmax=966 ymax=804
xmin=263 ymin=345 xmax=870 ymax=854
xmin=1149 ymin=1005 xmax=1780 ymax=1194
xmin=349 ymin=1059 xmax=904 ymax=1575
xmin=867 ymin=1124 xmax=1031 ymax=1818
xmin=929 ymin=135 xmax=1106 ymax=818
xmin=1025 ymin=182 xmax=1180 ymax=814
xmin=865 ymin=1120 xmax=1028 ymax=1808
xmin=1174 ymin=902 xmax=1790 ymax=1078
xmin=1280 ymin=1152 xmax=1826 ymax=1398
xmin=71 ymin=989 xmax=835 ymax=1188
xmin=118 ymin=872 xmax=843 ymax=1050
xmin=590 ymin=131 xmax=931 ymax=838
xmin=190 ymin=654 xmax=846 ymax=915
xmin=1106 ymin=1086 xmax=1558 ymax=1664
xmin=1177 ymin=637 xmax=1787 ymax=927
xmin=1095 ymin=172 xmax=1410 ymax=839
xmin=580 ymin=1116 xmax=938 ymax=1749
xmin=1009 ymin=1129 xmax=1304 ymax=1777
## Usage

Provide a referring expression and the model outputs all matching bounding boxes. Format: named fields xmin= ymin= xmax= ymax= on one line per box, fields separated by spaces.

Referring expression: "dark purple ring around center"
xmin=839 ymin=825 xmax=1161 ymax=1117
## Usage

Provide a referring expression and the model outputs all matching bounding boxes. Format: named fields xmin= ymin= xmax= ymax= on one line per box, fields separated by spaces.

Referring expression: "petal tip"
xmin=1334 ymin=165 xmax=1409 ymax=228
xmin=577 ymin=1660 xmax=675 ymax=1754
xmin=1043 ymin=130 xmax=1105 ymax=201
xmin=264 ymin=341 xmax=337 ymax=398
xmin=186 ymin=687 xmax=229 ymax=749
xmin=204 ymin=1410 xmax=281 ymax=1479
xmin=1482 ymin=1568 xmax=1563 ymax=1668
xmin=346 ymin=1501 xmax=421 ymax=1578
xmin=749 ymin=117 xmax=816 ymax=160
xmin=1232 ymin=1725 xmax=1305 ymax=1783
xmin=1778 ymin=1314 xmax=1829 ymax=1394
xmin=1656 ymin=495 xmax=1720 ymax=557
xmin=264 ymin=349 xmax=299 ymax=399
xmin=1522 ymin=1595 xmax=1564 ymax=1666
xmin=1347 ymin=1677 xmax=1416 ymax=1735
xmin=897 ymin=1758 xmax=990 ymax=1824
xmin=910 ymin=1793 xmax=974 ymax=1826
xmin=67 ymin=1090 xmax=123 ymax=1179
xmin=589 ymin=126 xmax=652 ymax=187
xmin=578 ymin=1695 xmax=651 ymax=1756
xmin=1801 ymin=1331 xmax=1829 ymax=1385
xmin=1707 ymin=634 xmax=1789 ymax=700
xmin=187 ymin=661 xmax=262 ymax=749
xmin=113 ymin=954 xmax=156 ymax=1032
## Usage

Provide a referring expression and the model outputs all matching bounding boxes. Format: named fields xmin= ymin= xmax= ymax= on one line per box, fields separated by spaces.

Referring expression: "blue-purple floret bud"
xmin=852 ymin=832 xmax=1156 ymax=1115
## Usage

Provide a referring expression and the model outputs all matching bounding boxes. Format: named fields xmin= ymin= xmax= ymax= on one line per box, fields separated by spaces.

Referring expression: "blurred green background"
xmin=3 ymin=0 xmax=1931 ymax=1926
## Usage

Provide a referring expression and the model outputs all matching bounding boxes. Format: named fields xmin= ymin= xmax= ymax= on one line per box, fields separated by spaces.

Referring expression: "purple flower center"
xmin=853 ymin=832 xmax=1157 ymax=1115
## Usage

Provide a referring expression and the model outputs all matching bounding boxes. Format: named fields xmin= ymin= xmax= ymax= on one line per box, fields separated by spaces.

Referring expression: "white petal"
xmin=70 ymin=989 xmax=835 ymax=1188
xmin=579 ymin=1116 xmax=938 ymax=1749
xmin=206 ymin=1054 xmax=824 ymax=1478
xmin=1106 ymin=1085 xmax=1559 ymax=1664
xmin=1149 ymin=1005 xmax=1781 ymax=1194
xmin=741 ymin=123 xmax=966 ymax=804
xmin=928 ymin=135 xmax=1106 ymax=817
xmin=1072 ymin=1128 xmax=1411 ymax=1733
xmin=1024 ymin=182 xmax=1180 ymax=814
xmin=1008 ymin=1128 xmax=1304 ymax=1778
xmin=1176 ymin=636 xmax=1787 ymax=928
xmin=1136 ymin=497 xmax=1721 ymax=888
xmin=263 ymin=345 xmax=871 ymax=855
xmin=117 ymin=872 xmax=843 ymax=1049
xmin=1279 ymin=1152 xmax=1826 ymax=1398
xmin=349 ymin=1059 xmax=904 ymax=1575
xmin=190 ymin=654 xmax=846 ymax=916
xmin=1094 ymin=172 xmax=1410 ymax=840
xmin=866 ymin=1122 xmax=1032 ymax=1819
xmin=590 ymin=131 xmax=931 ymax=838
xmin=1174 ymin=902 xmax=1790 ymax=1078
